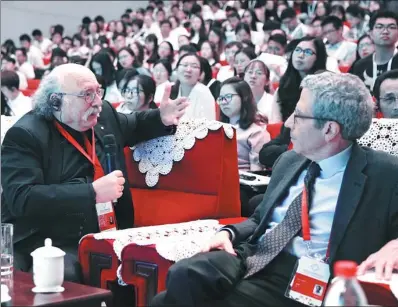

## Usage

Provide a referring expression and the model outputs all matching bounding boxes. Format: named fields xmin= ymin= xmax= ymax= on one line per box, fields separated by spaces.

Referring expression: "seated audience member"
xmin=117 ymin=73 xmax=157 ymax=113
xmin=32 ymin=29 xmax=53 ymax=55
xmin=1 ymin=63 xmax=188 ymax=283
xmin=153 ymin=59 xmax=173 ymax=104
xmin=67 ymin=34 xmax=90 ymax=58
xmin=269 ymin=37 xmax=327 ymax=123
xmin=1 ymin=71 xmax=33 ymax=117
xmin=158 ymin=41 xmax=175 ymax=67
xmin=351 ymin=10 xmax=398 ymax=92
xmin=200 ymin=41 xmax=220 ymax=71
xmin=151 ymin=71 xmax=398 ymax=307
xmin=19 ymin=34 xmax=45 ymax=69
xmin=234 ymin=47 xmax=257 ymax=78
xmin=344 ymin=4 xmax=369 ymax=42
xmin=373 ymin=69 xmax=398 ymax=118
xmin=266 ymin=34 xmax=287 ymax=57
xmin=198 ymin=56 xmax=221 ymax=101
xmin=280 ymin=7 xmax=309 ymax=41
xmin=218 ymin=77 xmax=270 ymax=172
xmin=208 ymin=27 xmax=226 ymax=61
xmin=15 ymin=48 xmax=35 ymax=80
xmin=90 ymin=51 xmax=123 ymax=103
xmin=177 ymin=34 xmax=191 ymax=49
xmin=349 ymin=34 xmax=375 ymax=71
xmin=117 ymin=47 xmax=151 ymax=76
xmin=144 ymin=34 xmax=160 ymax=68
xmin=322 ymin=16 xmax=357 ymax=68
xmin=243 ymin=60 xmax=273 ymax=121
xmin=170 ymin=53 xmax=216 ymax=120
xmin=217 ymin=41 xmax=243 ymax=82
xmin=1 ymin=56 xmax=28 ymax=90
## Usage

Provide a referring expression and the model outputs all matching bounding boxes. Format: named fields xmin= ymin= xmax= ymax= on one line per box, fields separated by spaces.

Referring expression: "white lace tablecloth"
xmin=91 ymin=219 xmax=222 ymax=285
xmin=132 ymin=119 xmax=235 ymax=187
xmin=358 ymin=118 xmax=398 ymax=156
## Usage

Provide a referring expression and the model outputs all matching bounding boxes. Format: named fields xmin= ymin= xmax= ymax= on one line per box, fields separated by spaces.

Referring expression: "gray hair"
xmin=32 ymin=73 xmax=62 ymax=120
xmin=301 ymin=72 xmax=374 ymax=140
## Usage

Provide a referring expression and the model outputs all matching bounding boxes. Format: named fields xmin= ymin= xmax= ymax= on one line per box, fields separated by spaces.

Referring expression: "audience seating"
xmin=21 ymin=89 xmax=36 ymax=97
xmin=27 ymin=79 xmax=41 ymax=90
xmin=78 ymin=126 xmax=243 ymax=302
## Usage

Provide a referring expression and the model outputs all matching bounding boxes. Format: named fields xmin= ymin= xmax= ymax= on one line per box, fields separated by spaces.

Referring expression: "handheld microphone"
xmin=104 ymin=134 xmax=117 ymax=175
xmin=104 ymin=134 xmax=118 ymax=205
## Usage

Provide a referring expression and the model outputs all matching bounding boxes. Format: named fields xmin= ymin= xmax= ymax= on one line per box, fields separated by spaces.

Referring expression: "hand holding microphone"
xmin=92 ymin=134 xmax=124 ymax=203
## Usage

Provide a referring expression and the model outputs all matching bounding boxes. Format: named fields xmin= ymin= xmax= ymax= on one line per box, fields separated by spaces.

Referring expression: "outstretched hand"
xmin=159 ymin=82 xmax=189 ymax=126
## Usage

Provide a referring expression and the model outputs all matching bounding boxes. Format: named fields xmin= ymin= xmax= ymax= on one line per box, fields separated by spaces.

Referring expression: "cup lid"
xmin=30 ymin=238 xmax=66 ymax=258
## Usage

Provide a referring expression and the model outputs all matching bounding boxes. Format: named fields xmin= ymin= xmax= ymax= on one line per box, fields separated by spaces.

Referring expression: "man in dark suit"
xmin=151 ymin=72 xmax=398 ymax=306
xmin=1 ymin=63 xmax=188 ymax=282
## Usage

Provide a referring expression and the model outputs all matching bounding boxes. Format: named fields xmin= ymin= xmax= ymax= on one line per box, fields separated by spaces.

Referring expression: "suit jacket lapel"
xmin=328 ymin=143 xmax=367 ymax=262
xmin=251 ymin=155 xmax=309 ymax=241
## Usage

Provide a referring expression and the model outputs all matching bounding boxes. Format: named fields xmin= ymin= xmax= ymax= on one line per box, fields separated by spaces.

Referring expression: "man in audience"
xmin=1 ymin=70 xmax=32 ymax=116
xmin=351 ymin=10 xmax=398 ymax=92
xmin=280 ymin=7 xmax=308 ymax=41
xmin=1 ymin=56 xmax=28 ymax=90
xmin=15 ymin=47 xmax=35 ymax=80
xmin=373 ymin=69 xmax=398 ymax=118
xmin=31 ymin=29 xmax=53 ymax=55
xmin=217 ymin=41 xmax=242 ymax=82
xmin=1 ymin=63 xmax=189 ymax=283
xmin=60 ymin=36 xmax=73 ymax=54
xmin=266 ymin=34 xmax=287 ymax=57
xmin=19 ymin=34 xmax=45 ymax=69
xmin=322 ymin=16 xmax=357 ymax=67
xmin=151 ymin=72 xmax=398 ymax=306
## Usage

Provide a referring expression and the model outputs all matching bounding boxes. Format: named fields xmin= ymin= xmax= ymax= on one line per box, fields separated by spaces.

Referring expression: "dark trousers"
xmin=151 ymin=250 xmax=307 ymax=307
xmin=14 ymin=234 xmax=83 ymax=283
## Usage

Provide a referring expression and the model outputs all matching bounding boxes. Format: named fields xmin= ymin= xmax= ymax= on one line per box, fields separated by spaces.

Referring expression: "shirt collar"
xmin=318 ymin=144 xmax=353 ymax=179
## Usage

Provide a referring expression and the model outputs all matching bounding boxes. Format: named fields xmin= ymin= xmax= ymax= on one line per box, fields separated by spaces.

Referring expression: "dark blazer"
xmin=1 ymin=101 xmax=174 ymax=245
xmin=228 ymin=143 xmax=398 ymax=271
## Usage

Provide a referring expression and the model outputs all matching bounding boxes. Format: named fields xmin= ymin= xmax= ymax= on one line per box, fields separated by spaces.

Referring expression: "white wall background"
xmin=1 ymin=1 xmax=147 ymax=44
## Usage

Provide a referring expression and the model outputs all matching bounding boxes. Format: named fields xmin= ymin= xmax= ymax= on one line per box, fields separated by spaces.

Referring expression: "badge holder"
xmin=285 ymin=243 xmax=330 ymax=307
xmin=96 ymin=202 xmax=117 ymax=232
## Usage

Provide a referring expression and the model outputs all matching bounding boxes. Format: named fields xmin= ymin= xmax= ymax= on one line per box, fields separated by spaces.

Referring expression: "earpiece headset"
xmin=49 ymin=93 xmax=63 ymax=111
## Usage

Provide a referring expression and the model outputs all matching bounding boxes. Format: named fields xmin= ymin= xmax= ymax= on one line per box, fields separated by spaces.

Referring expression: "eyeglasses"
xmin=122 ymin=87 xmax=143 ymax=97
xmin=358 ymin=42 xmax=374 ymax=49
xmin=293 ymin=112 xmax=337 ymax=125
xmin=217 ymin=94 xmax=239 ymax=104
xmin=57 ymin=88 xmax=104 ymax=104
xmin=379 ymin=94 xmax=398 ymax=104
xmin=294 ymin=47 xmax=316 ymax=57
xmin=179 ymin=63 xmax=200 ymax=70
xmin=245 ymin=69 xmax=265 ymax=77
xmin=374 ymin=24 xmax=398 ymax=32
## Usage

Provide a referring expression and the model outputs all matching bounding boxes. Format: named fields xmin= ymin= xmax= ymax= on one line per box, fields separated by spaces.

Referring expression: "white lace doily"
xmin=358 ymin=118 xmax=398 ymax=156
xmin=93 ymin=219 xmax=221 ymax=261
xmin=131 ymin=119 xmax=235 ymax=187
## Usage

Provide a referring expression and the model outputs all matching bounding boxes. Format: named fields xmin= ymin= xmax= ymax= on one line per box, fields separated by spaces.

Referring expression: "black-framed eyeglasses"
xmin=122 ymin=87 xmax=144 ymax=97
xmin=217 ymin=93 xmax=240 ymax=105
xmin=294 ymin=47 xmax=316 ymax=57
xmin=379 ymin=94 xmax=398 ymax=105
xmin=293 ymin=113 xmax=337 ymax=125
xmin=57 ymin=88 xmax=104 ymax=104
xmin=374 ymin=24 xmax=398 ymax=32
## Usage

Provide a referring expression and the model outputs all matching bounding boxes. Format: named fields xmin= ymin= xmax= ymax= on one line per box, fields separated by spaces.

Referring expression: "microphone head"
xmin=104 ymin=134 xmax=116 ymax=154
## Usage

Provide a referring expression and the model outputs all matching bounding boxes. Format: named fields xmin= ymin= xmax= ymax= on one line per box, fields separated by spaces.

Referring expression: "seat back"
xmin=124 ymin=128 xmax=241 ymax=227
xmin=266 ymin=122 xmax=283 ymax=139
xmin=27 ymin=79 xmax=41 ymax=90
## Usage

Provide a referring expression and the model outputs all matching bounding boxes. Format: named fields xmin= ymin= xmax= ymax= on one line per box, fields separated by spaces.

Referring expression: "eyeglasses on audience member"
xmin=217 ymin=94 xmax=240 ymax=104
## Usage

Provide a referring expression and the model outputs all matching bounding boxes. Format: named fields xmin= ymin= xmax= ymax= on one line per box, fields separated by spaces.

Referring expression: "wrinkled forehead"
xmin=59 ymin=71 xmax=99 ymax=92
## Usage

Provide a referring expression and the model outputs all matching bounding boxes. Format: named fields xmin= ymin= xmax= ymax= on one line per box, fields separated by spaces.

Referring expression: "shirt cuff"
xmin=218 ymin=226 xmax=235 ymax=242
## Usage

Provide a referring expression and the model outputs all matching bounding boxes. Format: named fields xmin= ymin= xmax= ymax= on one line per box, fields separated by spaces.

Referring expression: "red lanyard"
xmin=301 ymin=184 xmax=331 ymax=261
xmin=54 ymin=121 xmax=105 ymax=180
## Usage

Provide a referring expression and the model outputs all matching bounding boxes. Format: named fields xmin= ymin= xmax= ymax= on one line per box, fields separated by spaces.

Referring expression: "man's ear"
xmin=324 ymin=121 xmax=340 ymax=142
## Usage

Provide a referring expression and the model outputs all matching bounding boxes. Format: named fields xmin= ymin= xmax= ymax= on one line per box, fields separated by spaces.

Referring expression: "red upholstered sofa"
xmin=78 ymin=127 xmax=243 ymax=302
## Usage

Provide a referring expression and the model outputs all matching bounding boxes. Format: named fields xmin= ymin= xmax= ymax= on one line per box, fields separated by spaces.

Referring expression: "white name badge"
xmin=95 ymin=202 xmax=117 ymax=232
xmin=285 ymin=256 xmax=330 ymax=306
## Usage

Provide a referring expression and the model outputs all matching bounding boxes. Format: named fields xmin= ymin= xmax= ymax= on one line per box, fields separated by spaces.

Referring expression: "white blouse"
xmin=178 ymin=83 xmax=216 ymax=121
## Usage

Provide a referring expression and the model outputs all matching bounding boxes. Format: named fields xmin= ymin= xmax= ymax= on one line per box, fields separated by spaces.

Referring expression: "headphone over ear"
xmin=49 ymin=93 xmax=63 ymax=111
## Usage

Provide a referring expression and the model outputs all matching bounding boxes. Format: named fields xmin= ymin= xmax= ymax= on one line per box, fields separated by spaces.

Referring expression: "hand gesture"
xmin=159 ymin=82 xmax=189 ymax=126
xmin=200 ymin=230 xmax=237 ymax=256
xmin=357 ymin=239 xmax=398 ymax=280
xmin=92 ymin=170 xmax=125 ymax=203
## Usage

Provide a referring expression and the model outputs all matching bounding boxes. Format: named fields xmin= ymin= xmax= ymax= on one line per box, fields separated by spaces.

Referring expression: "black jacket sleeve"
xmin=1 ymin=125 xmax=96 ymax=219
xmin=259 ymin=124 xmax=291 ymax=168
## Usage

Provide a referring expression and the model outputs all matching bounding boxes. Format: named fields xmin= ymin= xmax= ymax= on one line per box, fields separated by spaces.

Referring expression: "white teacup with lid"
xmin=30 ymin=238 xmax=66 ymax=293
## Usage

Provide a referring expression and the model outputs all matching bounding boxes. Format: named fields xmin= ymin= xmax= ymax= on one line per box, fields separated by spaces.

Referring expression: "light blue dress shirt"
xmin=266 ymin=145 xmax=353 ymax=259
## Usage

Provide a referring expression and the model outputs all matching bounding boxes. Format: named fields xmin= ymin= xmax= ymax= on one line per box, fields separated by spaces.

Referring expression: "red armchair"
xmin=78 ymin=126 xmax=243 ymax=301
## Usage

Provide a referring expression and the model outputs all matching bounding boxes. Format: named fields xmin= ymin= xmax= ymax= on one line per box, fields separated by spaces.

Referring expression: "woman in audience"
xmin=90 ymin=51 xmax=123 ymax=103
xmin=200 ymin=41 xmax=219 ymax=70
xmin=234 ymin=47 xmax=257 ymax=78
xmin=243 ymin=60 xmax=274 ymax=121
xmin=170 ymin=53 xmax=216 ymax=120
xmin=269 ymin=36 xmax=327 ymax=123
xmin=153 ymin=58 xmax=172 ymax=104
xmin=117 ymin=72 xmax=157 ymax=113
xmin=158 ymin=41 xmax=175 ymax=67
xmin=208 ymin=27 xmax=225 ymax=61
xmin=219 ymin=77 xmax=270 ymax=172
xmin=199 ymin=56 xmax=221 ymax=101
xmin=242 ymin=9 xmax=263 ymax=32
xmin=68 ymin=34 xmax=90 ymax=58
xmin=117 ymin=47 xmax=151 ymax=76
xmin=144 ymin=34 xmax=160 ymax=68
xmin=314 ymin=2 xmax=331 ymax=19
xmin=349 ymin=34 xmax=375 ymax=72
xmin=178 ymin=35 xmax=190 ymax=49
xmin=130 ymin=41 xmax=145 ymax=66
xmin=190 ymin=14 xmax=207 ymax=47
